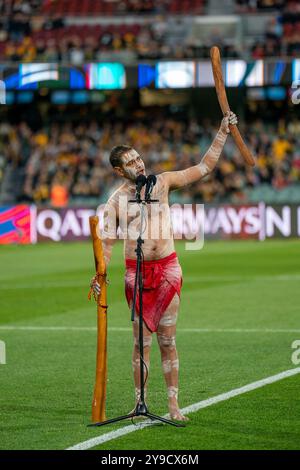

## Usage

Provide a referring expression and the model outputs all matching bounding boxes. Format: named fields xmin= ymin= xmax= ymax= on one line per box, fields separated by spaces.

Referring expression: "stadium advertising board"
xmin=35 ymin=208 xmax=98 ymax=242
xmin=1 ymin=204 xmax=300 ymax=244
xmin=0 ymin=205 xmax=32 ymax=244
xmin=0 ymin=59 xmax=296 ymax=92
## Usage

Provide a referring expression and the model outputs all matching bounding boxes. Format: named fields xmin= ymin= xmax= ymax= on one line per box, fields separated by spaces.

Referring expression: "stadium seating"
xmin=41 ymin=0 xmax=206 ymax=15
xmin=2 ymin=0 xmax=300 ymax=61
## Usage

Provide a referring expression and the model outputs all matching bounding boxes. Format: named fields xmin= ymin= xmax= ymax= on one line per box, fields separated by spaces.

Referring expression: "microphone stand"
xmin=88 ymin=190 xmax=185 ymax=429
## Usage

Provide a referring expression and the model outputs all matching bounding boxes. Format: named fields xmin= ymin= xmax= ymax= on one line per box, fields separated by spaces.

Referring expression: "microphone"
xmin=145 ymin=175 xmax=157 ymax=202
xmin=135 ymin=174 xmax=147 ymax=202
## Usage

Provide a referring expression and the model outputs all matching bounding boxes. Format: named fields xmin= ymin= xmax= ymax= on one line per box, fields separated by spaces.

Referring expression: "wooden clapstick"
xmin=89 ymin=216 xmax=107 ymax=423
xmin=210 ymin=46 xmax=255 ymax=167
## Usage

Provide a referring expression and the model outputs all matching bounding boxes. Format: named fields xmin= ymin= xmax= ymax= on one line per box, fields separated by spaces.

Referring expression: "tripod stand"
xmin=88 ymin=196 xmax=185 ymax=429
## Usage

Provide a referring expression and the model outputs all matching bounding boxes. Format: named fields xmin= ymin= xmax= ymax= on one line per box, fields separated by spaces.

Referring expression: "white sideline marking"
xmin=66 ymin=367 xmax=300 ymax=450
xmin=0 ymin=326 xmax=300 ymax=333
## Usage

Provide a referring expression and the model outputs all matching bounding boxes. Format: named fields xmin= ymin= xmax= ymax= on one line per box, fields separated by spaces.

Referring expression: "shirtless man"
xmin=91 ymin=111 xmax=238 ymax=421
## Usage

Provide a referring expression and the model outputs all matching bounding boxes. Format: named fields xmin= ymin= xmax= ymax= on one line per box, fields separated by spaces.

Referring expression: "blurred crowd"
xmin=0 ymin=16 xmax=240 ymax=63
xmin=251 ymin=2 xmax=300 ymax=58
xmin=235 ymin=0 xmax=286 ymax=12
xmin=1 ymin=1 xmax=300 ymax=63
xmin=0 ymin=0 xmax=42 ymax=15
xmin=1 ymin=117 xmax=300 ymax=206
xmin=2 ymin=0 xmax=300 ymax=62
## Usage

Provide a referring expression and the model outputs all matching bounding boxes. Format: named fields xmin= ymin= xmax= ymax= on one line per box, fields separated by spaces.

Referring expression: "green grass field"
xmin=0 ymin=240 xmax=299 ymax=450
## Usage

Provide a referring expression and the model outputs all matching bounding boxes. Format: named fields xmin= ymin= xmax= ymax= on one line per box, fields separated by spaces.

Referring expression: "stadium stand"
xmin=0 ymin=0 xmax=299 ymax=206
xmin=1 ymin=0 xmax=299 ymax=61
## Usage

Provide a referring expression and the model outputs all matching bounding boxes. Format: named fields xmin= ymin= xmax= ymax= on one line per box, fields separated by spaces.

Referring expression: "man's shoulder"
xmin=157 ymin=172 xmax=172 ymax=184
xmin=107 ymin=184 xmax=125 ymax=203
xmin=155 ymin=173 xmax=169 ymax=193
xmin=154 ymin=173 xmax=166 ymax=186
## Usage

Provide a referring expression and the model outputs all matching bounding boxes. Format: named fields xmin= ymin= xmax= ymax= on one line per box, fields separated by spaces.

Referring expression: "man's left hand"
xmin=88 ymin=274 xmax=101 ymax=301
xmin=221 ymin=111 xmax=238 ymax=134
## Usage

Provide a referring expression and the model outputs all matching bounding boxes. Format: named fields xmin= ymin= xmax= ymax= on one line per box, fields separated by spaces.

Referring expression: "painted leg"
xmin=157 ymin=294 xmax=189 ymax=422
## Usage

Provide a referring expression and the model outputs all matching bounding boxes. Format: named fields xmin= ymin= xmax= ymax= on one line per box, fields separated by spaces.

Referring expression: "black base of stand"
xmin=87 ymin=400 xmax=185 ymax=428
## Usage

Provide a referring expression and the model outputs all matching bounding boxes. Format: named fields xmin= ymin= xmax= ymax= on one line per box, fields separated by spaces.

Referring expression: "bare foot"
xmin=169 ymin=407 xmax=190 ymax=422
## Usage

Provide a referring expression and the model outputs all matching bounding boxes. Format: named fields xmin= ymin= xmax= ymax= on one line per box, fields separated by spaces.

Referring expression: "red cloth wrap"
xmin=125 ymin=252 xmax=182 ymax=332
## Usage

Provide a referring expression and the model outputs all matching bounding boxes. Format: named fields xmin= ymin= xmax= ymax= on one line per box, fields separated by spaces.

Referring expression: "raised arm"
xmin=162 ymin=112 xmax=238 ymax=191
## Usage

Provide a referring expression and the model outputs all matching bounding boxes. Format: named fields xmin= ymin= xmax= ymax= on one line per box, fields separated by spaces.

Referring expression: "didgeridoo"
xmin=89 ymin=216 xmax=108 ymax=423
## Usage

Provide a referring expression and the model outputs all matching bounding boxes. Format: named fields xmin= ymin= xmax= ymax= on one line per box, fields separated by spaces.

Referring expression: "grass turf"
xmin=0 ymin=240 xmax=299 ymax=450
